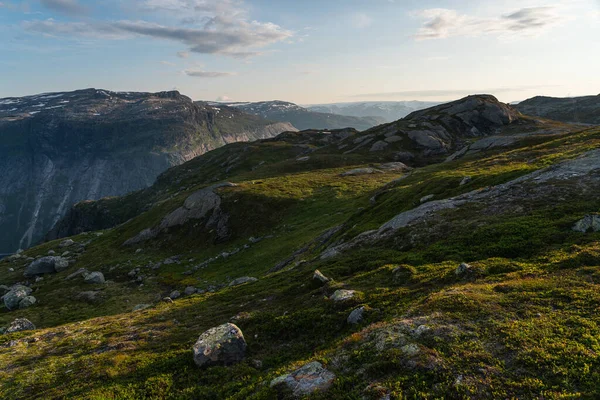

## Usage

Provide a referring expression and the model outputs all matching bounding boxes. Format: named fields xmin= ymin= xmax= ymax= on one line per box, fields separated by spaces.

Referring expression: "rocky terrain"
xmin=2 ymin=95 xmax=600 ymax=399
xmin=516 ymin=94 xmax=600 ymax=125
xmin=0 ymin=89 xmax=295 ymax=253
xmin=307 ymin=101 xmax=440 ymax=123
xmin=213 ymin=100 xmax=386 ymax=131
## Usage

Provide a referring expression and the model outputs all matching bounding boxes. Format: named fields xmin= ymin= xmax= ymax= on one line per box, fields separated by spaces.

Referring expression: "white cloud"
xmin=413 ymin=6 xmax=564 ymax=40
xmin=160 ymin=60 xmax=176 ymax=66
xmin=216 ymin=95 xmax=232 ymax=101
xmin=184 ymin=69 xmax=236 ymax=77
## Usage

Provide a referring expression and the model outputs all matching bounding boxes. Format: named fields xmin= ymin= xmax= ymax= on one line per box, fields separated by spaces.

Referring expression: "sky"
xmin=0 ymin=0 xmax=599 ymax=104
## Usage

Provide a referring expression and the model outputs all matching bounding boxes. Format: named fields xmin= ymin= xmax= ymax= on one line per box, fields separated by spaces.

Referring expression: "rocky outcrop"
xmin=516 ymin=94 xmax=600 ymax=125
xmin=192 ymin=323 xmax=247 ymax=367
xmin=270 ymin=361 xmax=336 ymax=397
xmin=124 ymin=182 xmax=236 ymax=245
xmin=0 ymin=89 xmax=295 ymax=253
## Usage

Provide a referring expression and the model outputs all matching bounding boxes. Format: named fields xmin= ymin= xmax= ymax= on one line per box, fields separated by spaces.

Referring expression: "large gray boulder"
xmin=3 ymin=285 xmax=32 ymax=310
xmin=83 ymin=271 xmax=105 ymax=284
xmin=573 ymin=215 xmax=600 ymax=233
xmin=192 ymin=323 xmax=247 ymax=367
xmin=5 ymin=318 xmax=36 ymax=334
xmin=270 ymin=361 xmax=336 ymax=397
xmin=24 ymin=256 xmax=69 ymax=277
xmin=18 ymin=296 xmax=37 ymax=309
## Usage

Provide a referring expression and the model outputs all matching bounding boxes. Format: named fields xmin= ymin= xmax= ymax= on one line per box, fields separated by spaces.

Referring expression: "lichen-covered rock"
xmin=573 ymin=215 xmax=600 ymax=233
xmin=192 ymin=323 xmax=246 ymax=367
xmin=18 ymin=296 xmax=37 ymax=309
xmin=455 ymin=263 xmax=473 ymax=275
xmin=331 ymin=289 xmax=357 ymax=302
xmin=270 ymin=361 xmax=336 ymax=397
xmin=5 ymin=318 xmax=36 ymax=334
xmin=228 ymin=277 xmax=258 ymax=287
xmin=24 ymin=256 xmax=69 ymax=277
xmin=84 ymin=271 xmax=105 ymax=284
xmin=3 ymin=285 xmax=32 ymax=311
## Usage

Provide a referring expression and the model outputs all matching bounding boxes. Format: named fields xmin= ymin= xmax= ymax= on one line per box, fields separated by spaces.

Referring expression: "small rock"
xmin=455 ymin=262 xmax=472 ymax=275
xmin=192 ymin=323 xmax=246 ymax=367
xmin=61 ymin=251 xmax=70 ymax=257
xmin=228 ymin=277 xmax=258 ymax=287
xmin=19 ymin=296 xmax=37 ymax=309
xmin=330 ymin=289 xmax=357 ymax=302
xmin=65 ymin=268 xmax=89 ymax=280
xmin=59 ymin=239 xmax=75 ymax=248
xmin=75 ymin=291 xmax=102 ymax=303
xmin=5 ymin=318 xmax=36 ymax=334
xmin=133 ymin=304 xmax=151 ymax=311
xmin=35 ymin=276 xmax=44 ymax=283
xmin=573 ymin=214 xmax=600 ymax=233
xmin=347 ymin=306 xmax=365 ymax=324
xmin=296 ymin=156 xmax=310 ymax=162
xmin=48 ymin=250 xmax=56 ymax=255
xmin=84 ymin=271 xmax=105 ymax=284
xmin=184 ymin=286 xmax=197 ymax=295
xmin=313 ymin=270 xmax=331 ymax=284
xmin=420 ymin=194 xmax=434 ymax=204
xmin=135 ymin=248 xmax=143 ymax=254
xmin=401 ymin=343 xmax=420 ymax=356
xmin=270 ymin=361 xmax=335 ymax=397
xmin=340 ymin=167 xmax=382 ymax=177
xmin=162 ymin=297 xmax=174 ymax=303
xmin=460 ymin=176 xmax=472 ymax=186
xmin=169 ymin=290 xmax=181 ymax=299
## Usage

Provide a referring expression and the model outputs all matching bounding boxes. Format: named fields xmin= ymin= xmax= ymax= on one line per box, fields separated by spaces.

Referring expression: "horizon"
xmin=1 ymin=0 xmax=599 ymax=104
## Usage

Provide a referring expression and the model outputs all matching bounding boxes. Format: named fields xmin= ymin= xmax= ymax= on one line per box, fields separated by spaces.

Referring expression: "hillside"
xmin=0 ymin=89 xmax=295 ymax=254
xmin=212 ymin=100 xmax=386 ymax=131
xmin=516 ymin=94 xmax=600 ymax=125
xmin=307 ymin=101 xmax=440 ymax=123
xmin=2 ymin=95 xmax=599 ymax=399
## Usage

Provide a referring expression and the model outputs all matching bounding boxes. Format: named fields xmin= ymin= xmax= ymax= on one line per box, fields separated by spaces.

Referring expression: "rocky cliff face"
xmin=0 ymin=89 xmax=295 ymax=253
xmin=515 ymin=95 xmax=600 ymax=125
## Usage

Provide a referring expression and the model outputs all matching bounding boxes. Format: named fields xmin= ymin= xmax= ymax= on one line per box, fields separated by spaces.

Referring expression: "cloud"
xmin=216 ymin=95 xmax=232 ymax=101
xmin=350 ymin=85 xmax=559 ymax=99
xmin=160 ymin=60 xmax=176 ymax=66
xmin=39 ymin=0 xmax=87 ymax=16
xmin=23 ymin=0 xmax=292 ymax=58
xmin=184 ymin=69 xmax=236 ymax=78
xmin=350 ymin=12 xmax=372 ymax=28
xmin=177 ymin=51 xmax=189 ymax=58
xmin=413 ymin=6 xmax=563 ymax=40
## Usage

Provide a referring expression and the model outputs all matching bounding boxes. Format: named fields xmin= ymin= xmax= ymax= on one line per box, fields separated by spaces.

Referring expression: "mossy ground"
xmin=2 ymin=127 xmax=600 ymax=399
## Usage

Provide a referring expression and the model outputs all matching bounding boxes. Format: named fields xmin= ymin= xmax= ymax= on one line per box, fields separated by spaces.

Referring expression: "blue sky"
xmin=0 ymin=0 xmax=599 ymax=103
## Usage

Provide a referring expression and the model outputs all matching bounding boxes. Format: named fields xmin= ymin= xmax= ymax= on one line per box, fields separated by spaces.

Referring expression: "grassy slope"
xmin=2 ymin=127 xmax=600 ymax=399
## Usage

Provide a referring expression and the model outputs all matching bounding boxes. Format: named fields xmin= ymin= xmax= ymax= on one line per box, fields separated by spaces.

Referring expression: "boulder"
xmin=133 ymin=304 xmax=152 ymax=311
xmin=5 ymin=318 xmax=36 ymax=334
xmin=460 ymin=176 xmax=472 ymax=186
xmin=169 ymin=290 xmax=181 ymax=299
xmin=370 ymin=140 xmax=389 ymax=152
xmin=455 ymin=262 xmax=473 ymax=275
xmin=59 ymin=239 xmax=75 ymax=248
xmin=84 ymin=271 xmax=105 ymax=284
xmin=184 ymin=286 xmax=197 ymax=295
xmin=573 ymin=215 xmax=600 ymax=233
xmin=18 ymin=296 xmax=37 ymax=309
xmin=3 ymin=285 xmax=32 ymax=311
xmin=24 ymin=256 xmax=69 ymax=277
xmin=330 ymin=289 xmax=357 ymax=302
xmin=228 ymin=277 xmax=258 ymax=287
xmin=65 ymin=268 xmax=89 ymax=280
xmin=347 ymin=306 xmax=365 ymax=324
xmin=313 ymin=270 xmax=331 ymax=284
xmin=270 ymin=361 xmax=336 ymax=397
xmin=192 ymin=323 xmax=247 ymax=367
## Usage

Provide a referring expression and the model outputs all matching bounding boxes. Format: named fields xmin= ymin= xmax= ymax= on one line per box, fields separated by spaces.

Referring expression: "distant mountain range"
xmin=306 ymin=101 xmax=441 ymax=123
xmin=516 ymin=95 xmax=600 ymax=125
xmin=0 ymin=88 xmax=295 ymax=253
xmin=208 ymin=100 xmax=387 ymax=131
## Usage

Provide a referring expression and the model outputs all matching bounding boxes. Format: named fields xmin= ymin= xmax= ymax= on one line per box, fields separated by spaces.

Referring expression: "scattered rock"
xmin=455 ymin=263 xmax=473 ymax=275
xmin=133 ymin=304 xmax=152 ymax=311
xmin=573 ymin=214 xmax=600 ymax=233
xmin=84 ymin=271 xmax=105 ymax=284
xmin=59 ymin=239 xmax=75 ymax=248
xmin=340 ymin=168 xmax=382 ymax=177
xmin=75 ymin=291 xmax=103 ymax=304
xmin=18 ymin=296 xmax=37 ymax=309
xmin=135 ymin=248 xmax=143 ymax=254
xmin=420 ymin=194 xmax=434 ymax=204
xmin=3 ymin=285 xmax=33 ymax=311
xmin=5 ymin=318 xmax=36 ymax=334
xmin=162 ymin=297 xmax=174 ymax=303
xmin=228 ymin=277 xmax=258 ymax=287
xmin=270 ymin=361 xmax=336 ymax=397
xmin=378 ymin=162 xmax=411 ymax=172
xmin=330 ymin=289 xmax=357 ymax=302
xmin=296 ymin=156 xmax=310 ymax=162
xmin=48 ymin=250 xmax=56 ymax=255
xmin=392 ymin=265 xmax=416 ymax=283
xmin=65 ymin=268 xmax=89 ymax=280
xmin=460 ymin=176 xmax=472 ymax=186
xmin=347 ymin=306 xmax=365 ymax=324
xmin=192 ymin=323 xmax=247 ymax=367
xmin=184 ymin=286 xmax=197 ymax=295
xmin=169 ymin=290 xmax=181 ymax=299
xmin=24 ymin=256 xmax=69 ymax=277
xmin=370 ymin=140 xmax=389 ymax=152
xmin=313 ymin=270 xmax=331 ymax=284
